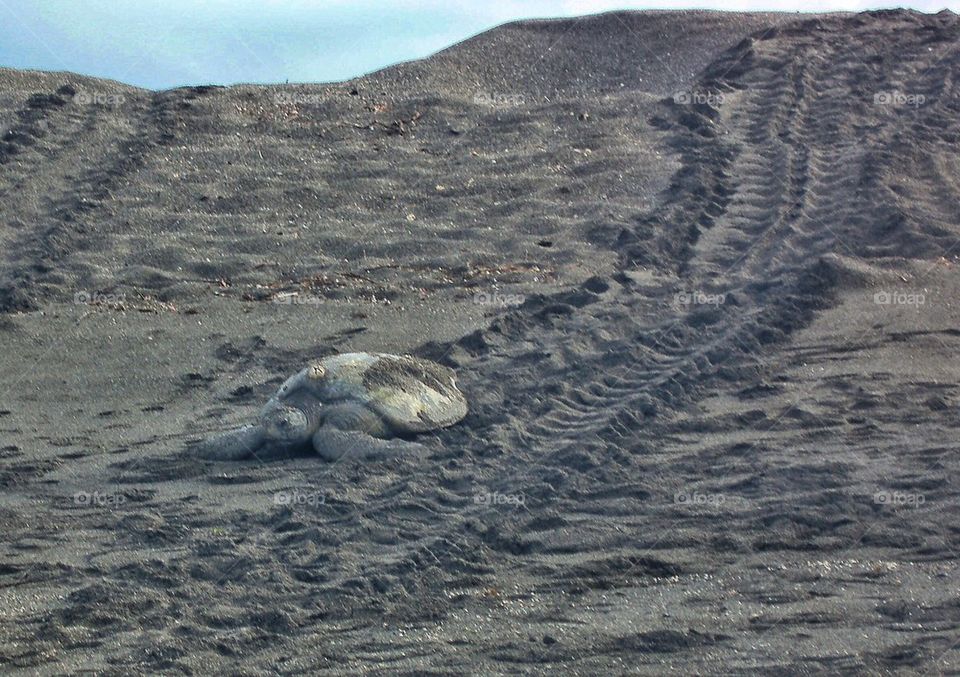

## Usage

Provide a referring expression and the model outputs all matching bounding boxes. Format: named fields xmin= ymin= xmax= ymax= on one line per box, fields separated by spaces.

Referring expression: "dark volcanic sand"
xmin=1 ymin=8 xmax=960 ymax=674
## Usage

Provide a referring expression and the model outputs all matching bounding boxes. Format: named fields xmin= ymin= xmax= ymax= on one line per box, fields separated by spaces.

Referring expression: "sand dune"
xmin=1 ymin=9 xmax=959 ymax=673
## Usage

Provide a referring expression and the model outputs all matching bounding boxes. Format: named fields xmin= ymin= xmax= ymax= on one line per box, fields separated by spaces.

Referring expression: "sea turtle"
xmin=191 ymin=352 xmax=467 ymax=461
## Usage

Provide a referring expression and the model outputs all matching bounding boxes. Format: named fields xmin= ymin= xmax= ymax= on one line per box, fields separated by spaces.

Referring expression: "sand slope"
xmin=1 ymin=9 xmax=959 ymax=674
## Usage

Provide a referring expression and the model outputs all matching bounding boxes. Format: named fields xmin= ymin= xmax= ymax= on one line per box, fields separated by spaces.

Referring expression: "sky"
xmin=0 ymin=0 xmax=955 ymax=90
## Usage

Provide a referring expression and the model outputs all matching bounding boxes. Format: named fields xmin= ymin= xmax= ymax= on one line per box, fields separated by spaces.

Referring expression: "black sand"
xmin=1 ymin=9 xmax=959 ymax=674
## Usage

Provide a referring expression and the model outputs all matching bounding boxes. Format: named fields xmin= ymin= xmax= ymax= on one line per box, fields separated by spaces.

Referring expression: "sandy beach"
xmin=1 ymin=8 xmax=959 ymax=674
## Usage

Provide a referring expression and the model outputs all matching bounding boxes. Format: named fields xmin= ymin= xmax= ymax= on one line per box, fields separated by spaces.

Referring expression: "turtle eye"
xmin=308 ymin=364 xmax=326 ymax=380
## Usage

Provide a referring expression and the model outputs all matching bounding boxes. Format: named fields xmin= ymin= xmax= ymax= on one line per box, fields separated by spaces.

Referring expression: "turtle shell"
xmin=316 ymin=353 xmax=467 ymax=433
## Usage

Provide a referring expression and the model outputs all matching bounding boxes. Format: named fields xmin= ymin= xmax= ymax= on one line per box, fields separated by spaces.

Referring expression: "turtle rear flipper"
xmin=191 ymin=424 xmax=266 ymax=460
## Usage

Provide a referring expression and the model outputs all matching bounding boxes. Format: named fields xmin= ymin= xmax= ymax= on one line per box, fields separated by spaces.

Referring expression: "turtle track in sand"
xmin=0 ymin=88 xmax=176 ymax=311
xmin=441 ymin=10 xmax=960 ymax=465
xmin=0 ymin=87 xmax=98 ymax=192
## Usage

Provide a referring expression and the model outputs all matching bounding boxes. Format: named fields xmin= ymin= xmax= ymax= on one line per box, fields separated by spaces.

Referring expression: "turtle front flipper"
xmin=192 ymin=424 xmax=266 ymax=460
xmin=311 ymin=427 xmax=426 ymax=462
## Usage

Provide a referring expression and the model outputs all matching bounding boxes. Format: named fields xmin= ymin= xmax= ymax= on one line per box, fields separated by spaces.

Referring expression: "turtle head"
xmin=259 ymin=398 xmax=318 ymax=445
xmin=261 ymin=362 xmax=330 ymax=446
